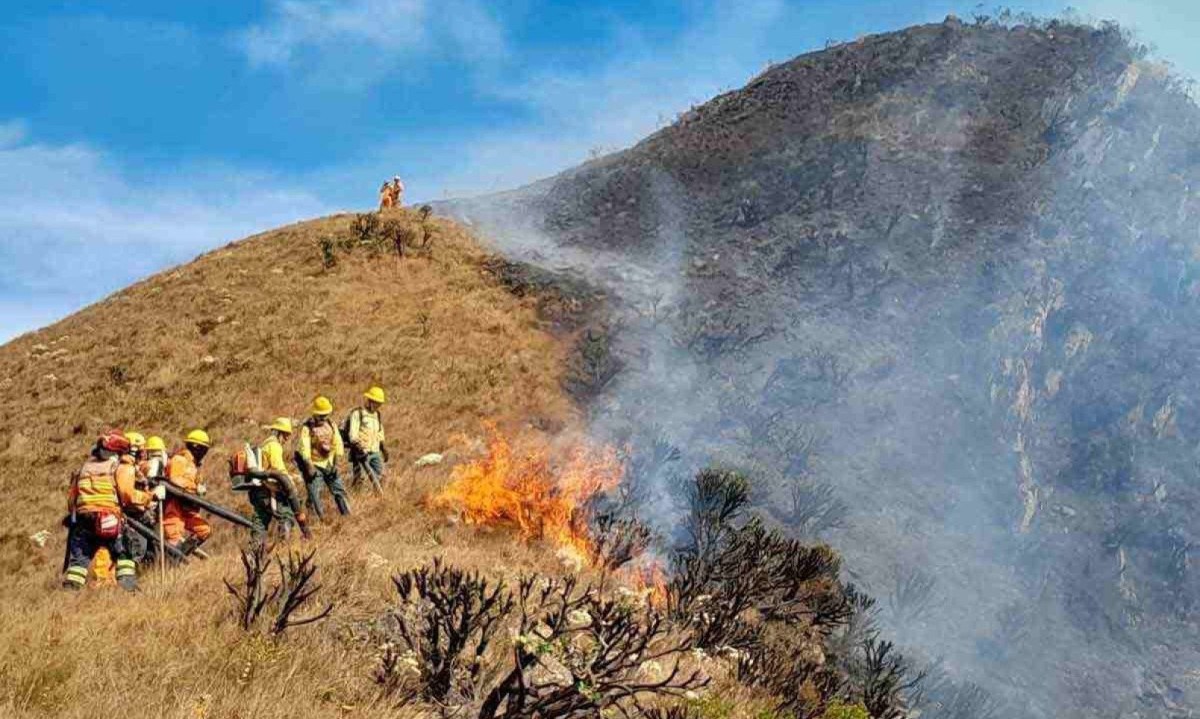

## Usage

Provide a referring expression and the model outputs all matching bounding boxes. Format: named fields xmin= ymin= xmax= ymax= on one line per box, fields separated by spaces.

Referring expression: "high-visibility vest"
xmin=73 ymin=456 xmax=121 ymax=515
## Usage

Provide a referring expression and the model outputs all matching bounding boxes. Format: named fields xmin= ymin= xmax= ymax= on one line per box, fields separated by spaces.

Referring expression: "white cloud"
xmin=0 ymin=127 xmax=333 ymax=341
xmin=237 ymin=0 xmax=506 ymax=81
xmin=402 ymin=0 xmax=793 ymax=198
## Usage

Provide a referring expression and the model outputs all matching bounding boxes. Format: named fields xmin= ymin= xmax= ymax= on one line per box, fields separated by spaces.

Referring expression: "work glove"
xmin=151 ymin=483 xmax=167 ymax=501
xmin=196 ymin=483 xmax=207 ymax=497
xmin=296 ymin=513 xmax=313 ymax=540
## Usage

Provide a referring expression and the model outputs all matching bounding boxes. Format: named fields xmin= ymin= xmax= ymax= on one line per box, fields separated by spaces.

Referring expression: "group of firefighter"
xmin=62 ymin=386 xmax=389 ymax=591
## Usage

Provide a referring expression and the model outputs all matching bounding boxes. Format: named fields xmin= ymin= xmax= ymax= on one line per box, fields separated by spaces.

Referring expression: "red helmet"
xmin=99 ymin=430 xmax=131 ymax=454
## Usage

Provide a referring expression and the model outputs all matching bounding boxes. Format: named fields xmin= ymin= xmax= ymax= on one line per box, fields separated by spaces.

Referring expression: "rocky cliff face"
xmin=449 ymin=17 xmax=1200 ymax=719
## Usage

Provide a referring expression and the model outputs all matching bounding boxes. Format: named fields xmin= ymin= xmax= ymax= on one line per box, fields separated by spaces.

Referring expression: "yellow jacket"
xmin=348 ymin=408 xmax=385 ymax=453
xmin=299 ymin=418 xmax=343 ymax=470
xmin=258 ymin=436 xmax=291 ymax=476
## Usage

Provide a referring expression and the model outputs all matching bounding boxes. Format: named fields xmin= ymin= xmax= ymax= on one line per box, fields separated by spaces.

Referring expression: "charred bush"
xmin=318 ymin=236 xmax=337 ymax=269
xmin=918 ymin=661 xmax=1003 ymax=719
xmin=381 ymin=558 xmax=514 ymax=704
xmin=566 ymin=325 xmax=622 ymax=400
xmin=106 ymin=364 xmax=129 ymax=387
xmin=785 ymin=476 xmax=849 ymax=537
xmin=887 ymin=565 xmax=937 ymax=624
xmin=676 ymin=304 xmax=776 ymax=362
xmin=224 ymin=544 xmax=334 ymax=637
xmin=849 ymin=635 xmax=923 ymax=719
xmin=478 ymin=574 xmax=706 ymax=719
xmin=225 ymin=541 xmax=276 ymax=632
xmin=589 ymin=513 xmax=653 ymax=572
xmin=669 ymin=470 xmax=849 ymax=651
xmin=350 ymin=213 xmax=379 ymax=244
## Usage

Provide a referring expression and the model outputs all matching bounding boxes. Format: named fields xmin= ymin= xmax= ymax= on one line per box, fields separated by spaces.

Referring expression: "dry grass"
xmin=0 ymin=208 xmax=580 ymax=718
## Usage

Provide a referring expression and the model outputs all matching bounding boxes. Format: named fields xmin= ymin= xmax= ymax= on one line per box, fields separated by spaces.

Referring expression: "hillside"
xmin=0 ymin=209 xmax=900 ymax=719
xmin=448 ymin=16 xmax=1200 ymax=719
xmin=0 ymin=208 xmax=580 ymax=717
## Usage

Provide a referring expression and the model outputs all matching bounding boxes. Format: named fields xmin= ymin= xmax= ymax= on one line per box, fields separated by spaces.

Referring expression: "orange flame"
xmin=626 ymin=558 xmax=669 ymax=607
xmin=428 ymin=423 xmax=623 ymax=568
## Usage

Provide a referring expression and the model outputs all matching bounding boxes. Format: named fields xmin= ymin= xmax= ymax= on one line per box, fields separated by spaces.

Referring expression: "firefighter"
xmin=93 ymin=431 xmax=157 ymax=581
xmin=163 ymin=429 xmax=213 ymax=556
xmin=63 ymin=431 xmax=138 ymax=591
xmin=391 ymin=175 xmax=405 ymax=207
xmin=296 ymin=396 xmax=350 ymax=520
xmin=247 ymin=418 xmax=311 ymax=541
xmin=379 ymin=180 xmax=395 ymax=210
xmin=347 ymin=386 xmax=388 ymax=491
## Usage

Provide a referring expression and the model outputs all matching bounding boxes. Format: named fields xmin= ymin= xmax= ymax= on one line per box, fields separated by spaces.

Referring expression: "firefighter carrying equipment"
xmin=163 ymin=446 xmax=211 ymax=547
xmin=64 ymin=449 xmax=137 ymax=591
xmin=185 ymin=429 xmax=211 ymax=448
xmin=311 ymin=396 xmax=334 ymax=416
xmin=363 ymin=386 xmax=387 ymax=404
xmin=253 ymin=433 xmax=311 ymax=539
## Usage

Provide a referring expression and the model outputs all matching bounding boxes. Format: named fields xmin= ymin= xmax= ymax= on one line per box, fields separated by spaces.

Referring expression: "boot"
xmin=117 ymin=575 xmax=138 ymax=592
xmin=334 ymin=494 xmax=351 ymax=516
xmin=177 ymin=535 xmax=206 ymax=556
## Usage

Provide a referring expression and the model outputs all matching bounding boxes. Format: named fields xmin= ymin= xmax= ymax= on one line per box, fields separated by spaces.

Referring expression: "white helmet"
xmin=393 ymin=175 xmax=400 ymax=181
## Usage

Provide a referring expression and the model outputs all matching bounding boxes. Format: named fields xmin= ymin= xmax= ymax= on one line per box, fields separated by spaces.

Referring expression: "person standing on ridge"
xmin=391 ymin=175 xmax=405 ymax=207
xmin=250 ymin=418 xmax=312 ymax=541
xmin=296 ymin=396 xmax=350 ymax=520
xmin=62 ymin=430 xmax=138 ymax=591
xmin=163 ymin=429 xmax=213 ymax=557
xmin=347 ymin=386 xmax=388 ymax=491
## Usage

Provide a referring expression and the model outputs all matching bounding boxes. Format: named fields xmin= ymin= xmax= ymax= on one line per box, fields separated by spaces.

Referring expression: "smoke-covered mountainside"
xmin=449 ymin=17 xmax=1200 ymax=719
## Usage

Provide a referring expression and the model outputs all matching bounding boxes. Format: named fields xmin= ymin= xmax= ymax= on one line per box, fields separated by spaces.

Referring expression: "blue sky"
xmin=1 ymin=0 xmax=1197 ymax=341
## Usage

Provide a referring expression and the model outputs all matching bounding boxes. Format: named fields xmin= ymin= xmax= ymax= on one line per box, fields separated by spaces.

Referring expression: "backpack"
xmin=228 ymin=441 xmax=262 ymax=477
xmin=339 ymin=409 xmax=360 ymax=446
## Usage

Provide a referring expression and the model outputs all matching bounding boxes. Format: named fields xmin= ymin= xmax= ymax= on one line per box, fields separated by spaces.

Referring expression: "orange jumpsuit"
xmin=162 ymin=448 xmax=211 ymax=546
xmin=93 ymin=455 xmax=153 ymax=581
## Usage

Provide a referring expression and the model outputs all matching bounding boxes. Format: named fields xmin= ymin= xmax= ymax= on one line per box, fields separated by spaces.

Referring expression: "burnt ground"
xmin=447 ymin=17 xmax=1200 ymax=719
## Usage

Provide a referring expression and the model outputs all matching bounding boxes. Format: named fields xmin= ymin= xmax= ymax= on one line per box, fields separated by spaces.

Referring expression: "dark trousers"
xmin=350 ymin=451 xmax=385 ymax=490
xmin=64 ymin=518 xmax=135 ymax=590
xmin=303 ymin=464 xmax=350 ymax=519
xmin=248 ymin=489 xmax=295 ymax=542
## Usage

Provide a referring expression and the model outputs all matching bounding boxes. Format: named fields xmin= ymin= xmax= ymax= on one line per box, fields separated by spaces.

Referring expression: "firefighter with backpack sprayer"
xmin=345 ymin=386 xmax=388 ymax=493
xmin=230 ymin=418 xmax=312 ymax=542
xmin=62 ymin=430 xmax=139 ymax=591
xmin=296 ymin=396 xmax=350 ymax=520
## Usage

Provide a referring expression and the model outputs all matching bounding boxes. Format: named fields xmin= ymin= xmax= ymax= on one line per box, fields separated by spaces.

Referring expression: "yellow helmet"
xmin=267 ymin=417 xmax=294 ymax=435
xmin=124 ymin=431 xmax=146 ymax=449
xmin=146 ymin=436 xmax=167 ymax=452
xmin=311 ymin=396 xmax=334 ymax=416
xmin=364 ymin=386 xmax=386 ymax=404
xmin=185 ymin=429 xmax=211 ymax=447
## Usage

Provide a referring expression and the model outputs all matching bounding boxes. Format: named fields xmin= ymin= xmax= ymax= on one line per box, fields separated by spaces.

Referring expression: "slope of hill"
xmin=0 ymin=209 xmax=579 ymax=717
xmin=448 ymin=16 xmax=1200 ymax=719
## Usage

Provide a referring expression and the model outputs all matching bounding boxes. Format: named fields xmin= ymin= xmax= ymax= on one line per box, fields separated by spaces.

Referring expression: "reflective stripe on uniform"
xmin=64 ymin=566 xmax=88 ymax=585
xmin=115 ymin=559 xmax=137 ymax=577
